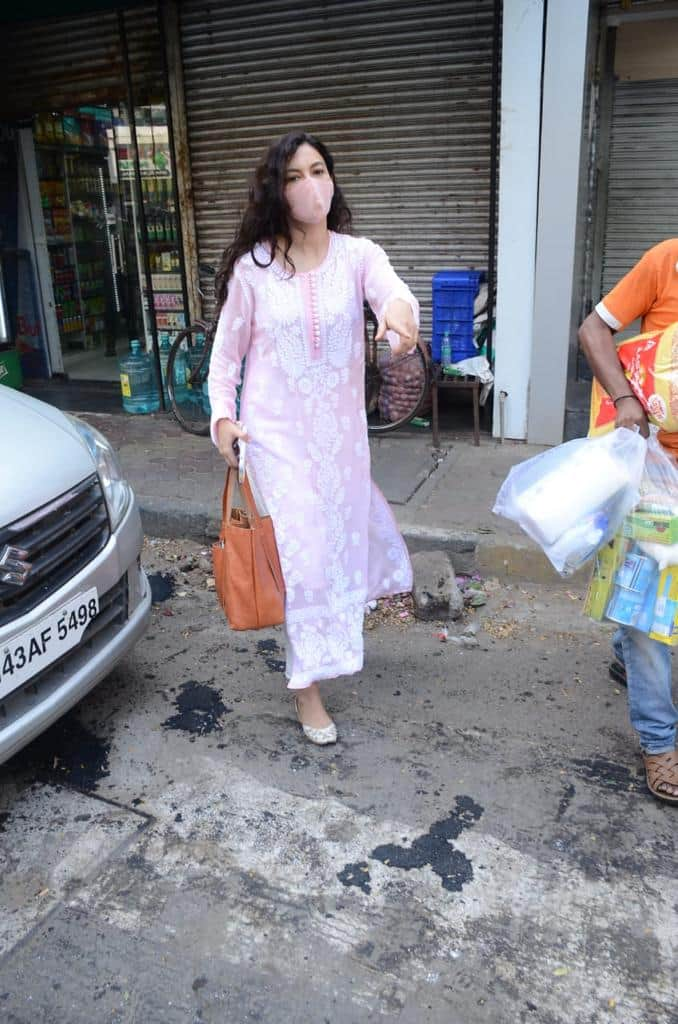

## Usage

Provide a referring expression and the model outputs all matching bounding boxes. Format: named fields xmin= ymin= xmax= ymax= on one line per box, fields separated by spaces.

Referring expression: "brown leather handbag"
xmin=212 ymin=468 xmax=285 ymax=630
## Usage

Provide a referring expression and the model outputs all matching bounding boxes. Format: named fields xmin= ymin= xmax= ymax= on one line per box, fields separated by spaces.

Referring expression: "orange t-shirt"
xmin=596 ymin=239 xmax=678 ymax=450
xmin=596 ymin=238 xmax=678 ymax=334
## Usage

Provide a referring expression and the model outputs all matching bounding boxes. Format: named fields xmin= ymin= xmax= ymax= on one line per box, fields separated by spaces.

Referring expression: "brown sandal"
xmin=643 ymin=750 xmax=678 ymax=804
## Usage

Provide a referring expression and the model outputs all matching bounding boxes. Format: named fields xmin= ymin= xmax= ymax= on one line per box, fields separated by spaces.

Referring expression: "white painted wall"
xmin=527 ymin=0 xmax=591 ymax=445
xmin=492 ymin=0 xmax=544 ymax=441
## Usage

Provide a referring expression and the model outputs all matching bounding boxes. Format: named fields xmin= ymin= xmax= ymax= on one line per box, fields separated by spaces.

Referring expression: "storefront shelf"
xmin=36 ymin=142 xmax=108 ymax=157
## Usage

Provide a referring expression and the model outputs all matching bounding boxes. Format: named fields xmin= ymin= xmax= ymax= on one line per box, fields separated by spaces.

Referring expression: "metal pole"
xmin=157 ymin=0 xmax=193 ymax=326
xmin=117 ymin=8 xmax=166 ymax=410
xmin=486 ymin=0 xmax=501 ymax=374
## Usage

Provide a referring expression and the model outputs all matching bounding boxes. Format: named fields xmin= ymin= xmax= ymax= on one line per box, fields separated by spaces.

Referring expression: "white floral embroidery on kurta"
xmin=207 ymin=232 xmax=418 ymax=689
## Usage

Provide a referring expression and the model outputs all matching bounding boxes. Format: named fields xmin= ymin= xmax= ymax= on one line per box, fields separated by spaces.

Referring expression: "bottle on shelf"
xmin=441 ymin=328 xmax=452 ymax=370
xmin=118 ymin=338 xmax=161 ymax=414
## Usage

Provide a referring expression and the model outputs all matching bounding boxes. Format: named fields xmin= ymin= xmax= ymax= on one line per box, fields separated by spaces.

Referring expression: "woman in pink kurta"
xmin=208 ymin=131 xmax=419 ymax=744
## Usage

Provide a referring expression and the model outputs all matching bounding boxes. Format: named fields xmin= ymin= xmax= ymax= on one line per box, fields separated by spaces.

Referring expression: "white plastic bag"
xmin=638 ymin=432 xmax=678 ymax=510
xmin=630 ymin=432 xmax=678 ymax=567
xmin=493 ymin=427 xmax=647 ymax=575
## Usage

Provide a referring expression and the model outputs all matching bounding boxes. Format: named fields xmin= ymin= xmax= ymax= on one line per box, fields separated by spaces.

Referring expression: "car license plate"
xmin=0 ymin=588 xmax=99 ymax=701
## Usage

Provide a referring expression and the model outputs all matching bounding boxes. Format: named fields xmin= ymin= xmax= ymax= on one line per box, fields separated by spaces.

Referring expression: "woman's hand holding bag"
xmin=215 ymin=418 xmax=249 ymax=468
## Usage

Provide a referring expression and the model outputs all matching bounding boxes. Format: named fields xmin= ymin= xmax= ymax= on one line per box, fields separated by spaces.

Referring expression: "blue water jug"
xmin=119 ymin=339 xmax=160 ymax=414
xmin=158 ymin=333 xmax=171 ymax=403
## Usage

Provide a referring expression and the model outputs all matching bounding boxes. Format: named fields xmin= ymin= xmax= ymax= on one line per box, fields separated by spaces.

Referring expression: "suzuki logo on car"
xmin=0 ymin=545 xmax=32 ymax=587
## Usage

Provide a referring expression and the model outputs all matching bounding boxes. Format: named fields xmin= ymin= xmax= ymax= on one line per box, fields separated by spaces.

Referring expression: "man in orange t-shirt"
xmin=579 ymin=238 xmax=678 ymax=804
xmin=594 ymin=238 xmax=678 ymax=337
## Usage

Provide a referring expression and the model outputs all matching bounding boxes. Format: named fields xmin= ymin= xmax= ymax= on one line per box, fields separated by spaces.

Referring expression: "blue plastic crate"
xmin=432 ymin=269 xmax=482 ymax=362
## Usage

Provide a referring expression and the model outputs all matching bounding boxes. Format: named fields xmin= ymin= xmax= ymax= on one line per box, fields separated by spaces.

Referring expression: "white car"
xmin=0 ymin=387 xmax=151 ymax=765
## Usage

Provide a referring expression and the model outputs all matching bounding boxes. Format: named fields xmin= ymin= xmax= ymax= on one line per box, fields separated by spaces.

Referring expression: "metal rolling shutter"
xmin=601 ymin=78 xmax=678 ymax=297
xmin=0 ymin=5 xmax=163 ymax=120
xmin=179 ymin=0 xmax=496 ymax=331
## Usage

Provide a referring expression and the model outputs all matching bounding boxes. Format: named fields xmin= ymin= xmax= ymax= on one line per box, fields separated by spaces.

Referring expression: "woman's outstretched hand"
xmin=376 ymin=298 xmax=420 ymax=358
xmin=216 ymin=418 xmax=249 ymax=469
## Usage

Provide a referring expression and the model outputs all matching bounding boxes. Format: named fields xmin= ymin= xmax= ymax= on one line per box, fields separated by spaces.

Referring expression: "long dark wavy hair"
xmin=214 ymin=130 xmax=352 ymax=311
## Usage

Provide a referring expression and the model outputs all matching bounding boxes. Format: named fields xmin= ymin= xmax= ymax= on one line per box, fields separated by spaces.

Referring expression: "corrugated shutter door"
xmin=179 ymin=0 xmax=495 ymax=331
xmin=601 ymin=78 xmax=678 ymax=297
xmin=0 ymin=5 xmax=163 ymax=120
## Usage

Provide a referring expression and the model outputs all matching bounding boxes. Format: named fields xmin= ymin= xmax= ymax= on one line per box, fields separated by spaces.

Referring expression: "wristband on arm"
xmin=612 ymin=394 xmax=638 ymax=407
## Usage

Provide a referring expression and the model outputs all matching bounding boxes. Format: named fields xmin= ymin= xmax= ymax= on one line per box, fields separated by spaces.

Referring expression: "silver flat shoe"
xmin=294 ymin=698 xmax=337 ymax=745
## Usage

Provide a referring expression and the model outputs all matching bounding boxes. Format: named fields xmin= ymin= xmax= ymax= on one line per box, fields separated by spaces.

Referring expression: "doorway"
xmin=25 ymin=101 xmax=184 ymax=389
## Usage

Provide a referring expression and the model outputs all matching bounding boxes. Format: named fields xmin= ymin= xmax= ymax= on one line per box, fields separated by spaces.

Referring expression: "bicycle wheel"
xmin=167 ymin=324 xmax=212 ymax=436
xmin=364 ymin=307 xmax=430 ymax=434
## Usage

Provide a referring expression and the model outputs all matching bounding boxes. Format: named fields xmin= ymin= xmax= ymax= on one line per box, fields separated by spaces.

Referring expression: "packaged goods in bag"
xmin=585 ymin=533 xmax=678 ymax=645
xmin=589 ymin=322 xmax=678 ymax=437
xmin=605 ymin=544 xmax=659 ymax=632
xmin=511 ymin=444 xmax=630 ymax=547
xmin=622 ymin=434 xmax=678 ymax=552
xmin=545 ymin=496 xmax=621 ymax=575
xmin=650 ymin=570 xmax=678 ymax=641
xmin=493 ymin=427 xmax=647 ymax=575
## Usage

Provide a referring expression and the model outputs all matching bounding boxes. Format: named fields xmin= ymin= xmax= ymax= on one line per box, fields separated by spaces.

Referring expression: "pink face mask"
xmin=286 ymin=177 xmax=334 ymax=225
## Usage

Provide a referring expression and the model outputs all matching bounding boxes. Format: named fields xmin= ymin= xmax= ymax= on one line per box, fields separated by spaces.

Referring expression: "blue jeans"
xmin=613 ymin=627 xmax=678 ymax=754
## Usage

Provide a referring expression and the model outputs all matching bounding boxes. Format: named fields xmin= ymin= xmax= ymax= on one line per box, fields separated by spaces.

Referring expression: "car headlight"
xmin=68 ymin=416 xmax=131 ymax=531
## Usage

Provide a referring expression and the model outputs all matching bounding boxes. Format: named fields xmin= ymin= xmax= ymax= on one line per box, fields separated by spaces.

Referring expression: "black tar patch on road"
xmin=337 ymin=795 xmax=484 ymax=896
xmin=570 ymin=757 xmax=641 ymax=794
xmin=162 ymin=681 xmax=231 ymax=737
xmin=256 ymin=638 xmax=285 ymax=674
xmin=7 ymin=714 xmax=110 ymax=792
xmin=337 ymin=860 xmax=372 ymax=894
xmin=557 ymin=783 xmax=576 ymax=820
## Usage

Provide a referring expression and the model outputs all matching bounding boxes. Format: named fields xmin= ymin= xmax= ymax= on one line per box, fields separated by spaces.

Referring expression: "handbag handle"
xmin=223 ymin=466 xmax=264 ymax=528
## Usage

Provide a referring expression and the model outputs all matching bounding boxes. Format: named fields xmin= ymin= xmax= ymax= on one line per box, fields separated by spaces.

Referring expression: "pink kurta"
xmin=208 ymin=232 xmax=418 ymax=688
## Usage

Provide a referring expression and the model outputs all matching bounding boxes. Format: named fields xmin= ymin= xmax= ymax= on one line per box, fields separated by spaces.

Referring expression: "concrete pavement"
xmin=1 ymin=537 xmax=676 ymax=1023
xmin=81 ymin=411 xmax=553 ymax=581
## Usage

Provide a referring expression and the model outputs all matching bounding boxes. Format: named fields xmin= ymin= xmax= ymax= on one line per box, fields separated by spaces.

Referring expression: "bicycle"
xmin=167 ymin=264 xmax=430 ymax=436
